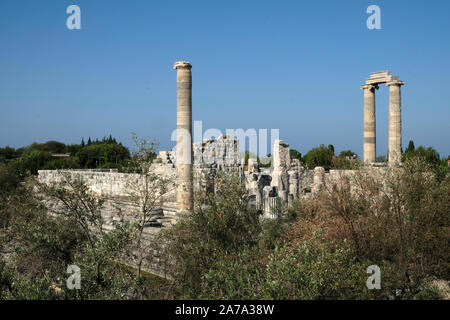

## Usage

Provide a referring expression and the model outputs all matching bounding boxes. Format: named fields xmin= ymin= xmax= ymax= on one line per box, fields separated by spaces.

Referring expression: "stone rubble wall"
xmin=38 ymin=163 xmax=178 ymax=215
xmin=249 ymin=139 xmax=316 ymax=217
xmin=38 ymin=137 xmax=362 ymax=221
xmin=38 ymin=170 xmax=141 ymax=198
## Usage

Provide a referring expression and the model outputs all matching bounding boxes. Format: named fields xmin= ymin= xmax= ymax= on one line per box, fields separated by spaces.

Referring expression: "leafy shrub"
xmin=161 ymin=173 xmax=262 ymax=298
xmin=303 ymin=144 xmax=334 ymax=169
xmin=285 ymin=157 xmax=450 ymax=299
xmin=263 ymin=238 xmax=370 ymax=299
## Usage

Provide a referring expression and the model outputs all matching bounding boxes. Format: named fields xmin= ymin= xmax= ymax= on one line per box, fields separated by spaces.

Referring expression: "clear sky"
xmin=1 ymin=0 xmax=449 ymax=158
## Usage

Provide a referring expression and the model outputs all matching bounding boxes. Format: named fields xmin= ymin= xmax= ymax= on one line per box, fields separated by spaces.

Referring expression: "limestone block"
xmin=312 ymin=167 xmax=326 ymax=193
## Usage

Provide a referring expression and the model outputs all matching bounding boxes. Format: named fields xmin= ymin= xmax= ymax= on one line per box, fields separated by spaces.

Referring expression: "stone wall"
xmin=38 ymin=137 xmax=343 ymax=220
xmin=38 ymin=163 xmax=178 ymax=215
xmin=38 ymin=170 xmax=139 ymax=198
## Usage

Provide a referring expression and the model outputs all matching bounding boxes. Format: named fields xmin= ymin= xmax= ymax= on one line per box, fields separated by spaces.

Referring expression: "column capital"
xmin=361 ymin=84 xmax=379 ymax=91
xmin=173 ymin=61 xmax=192 ymax=70
xmin=386 ymin=80 xmax=404 ymax=87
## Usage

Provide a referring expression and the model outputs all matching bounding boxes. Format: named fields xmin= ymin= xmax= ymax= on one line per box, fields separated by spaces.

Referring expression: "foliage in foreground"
xmin=0 ymin=155 xmax=449 ymax=300
xmin=0 ymin=168 xmax=170 ymax=299
xmin=160 ymin=158 xmax=449 ymax=299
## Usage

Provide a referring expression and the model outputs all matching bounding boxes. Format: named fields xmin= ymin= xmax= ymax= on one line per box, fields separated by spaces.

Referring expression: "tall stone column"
xmin=361 ymin=84 xmax=378 ymax=163
xmin=387 ymin=80 xmax=404 ymax=165
xmin=173 ymin=61 xmax=193 ymax=213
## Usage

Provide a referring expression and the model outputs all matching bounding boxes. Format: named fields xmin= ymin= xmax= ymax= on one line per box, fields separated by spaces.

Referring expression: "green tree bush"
xmin=263 ymin=238 xmax=370 ymax=299
xmin=76 ymin=143 xmax=130 ymax=169
xmin=10 ymin=149 xmax=52 ymax=175
xmin=161 ymin=173 xmax=262 ymax=298
xmin=0 ymin=173 xmax=141 ymax=299
xmin=286 ymin=157 xmax=450 ymax=299
xmin=303 ymin=144 xmax=333 ymax=169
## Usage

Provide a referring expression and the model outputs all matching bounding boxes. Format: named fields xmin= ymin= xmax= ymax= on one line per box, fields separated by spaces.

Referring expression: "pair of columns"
xmin=361 ymin=72 xmax=404 ymax=165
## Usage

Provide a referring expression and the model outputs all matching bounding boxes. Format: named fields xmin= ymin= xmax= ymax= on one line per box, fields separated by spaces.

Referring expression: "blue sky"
xmin=0 ymin=0 xmax=449 ymax=158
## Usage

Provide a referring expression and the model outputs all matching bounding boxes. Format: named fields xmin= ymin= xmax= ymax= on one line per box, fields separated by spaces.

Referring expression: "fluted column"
xmin=387 ymin=80 xmax=404 ymax=165
xmin=361 ymin=84 xmax=378 ymax=163
xmin=173 ymin=61 xmax=193 ymax=213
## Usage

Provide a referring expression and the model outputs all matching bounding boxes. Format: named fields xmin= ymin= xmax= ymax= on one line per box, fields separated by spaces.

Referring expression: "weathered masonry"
xmin=361 ymin=71 xmax=404 ymax=165
xmin=39 ymin=66 xmax=403 ymax=221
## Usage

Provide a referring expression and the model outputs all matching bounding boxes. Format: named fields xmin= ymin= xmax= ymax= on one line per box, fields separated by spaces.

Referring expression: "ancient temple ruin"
xmin=39 ymin=65 xmax=404 ymax=221
xmin=155 ymin=136 xmax=315 ymax=218
xmin=34 ymin=65 xmax=408 ymax=277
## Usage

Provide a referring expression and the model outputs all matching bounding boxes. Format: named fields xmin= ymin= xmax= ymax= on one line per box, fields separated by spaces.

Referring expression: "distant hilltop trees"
xmin=0 ymin=137 xmax=448 ymax=177
xmin=0 ymin=135 xmax=130 ymax=176
xmin=292 ymin=144 xmax=359 ymax=170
